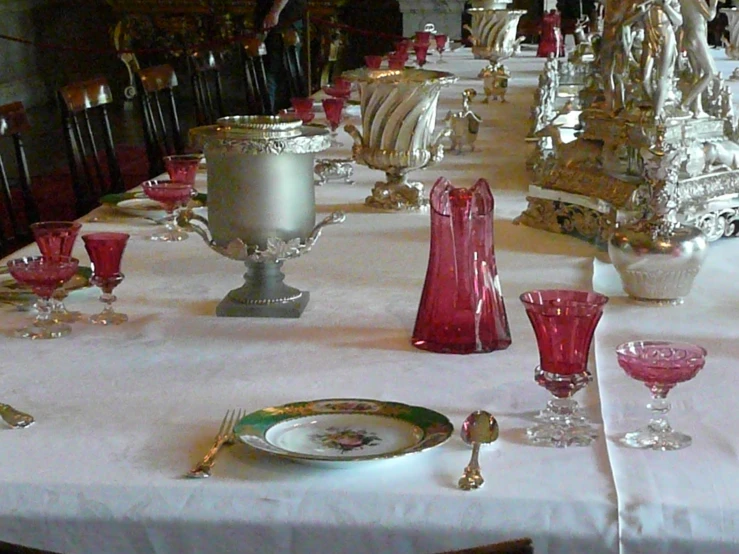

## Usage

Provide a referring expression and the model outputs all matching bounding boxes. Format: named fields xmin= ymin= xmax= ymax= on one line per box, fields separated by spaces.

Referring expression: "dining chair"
xmin=281 ymin=27 xmax=308 ymax=99
xmin=437 ymin=538 xmax=535 ymax=554
xmin=0 ymin=540 xmax=61 ymax=554
xmin=135 ymin=64 xmax=185 ymax=177
xmin=241 ymin=37 xmax=272 ymax=116
xmin=0 ymin=101 xmax=41 ymax=251
xmin=189 ymin=51 xmax=226 ymax=126
xmin=58 ymin=77 xmax=128 ymax=216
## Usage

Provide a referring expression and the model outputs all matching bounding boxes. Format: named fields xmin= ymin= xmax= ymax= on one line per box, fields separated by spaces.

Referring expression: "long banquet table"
xmin=1 ymin=48 xmax=739 ymax=554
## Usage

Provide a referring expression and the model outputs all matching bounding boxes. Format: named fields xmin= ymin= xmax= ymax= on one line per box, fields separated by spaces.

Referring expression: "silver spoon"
xmin=458 ymin=410 xmax=499 ymax=491
xmin=0 ymin=403 xmax=35 ymax=428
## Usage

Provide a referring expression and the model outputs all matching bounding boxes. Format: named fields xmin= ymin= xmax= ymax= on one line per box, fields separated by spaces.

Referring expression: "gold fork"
xmin=186 ymin=409 xmax=242 ymax=478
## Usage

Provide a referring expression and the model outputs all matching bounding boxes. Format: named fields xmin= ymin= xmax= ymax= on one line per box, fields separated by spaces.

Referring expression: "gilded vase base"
xmin=364 ymin=181 xmax=429 ymax=211
xmin=216 ymin=291 xmax=310 ymax=318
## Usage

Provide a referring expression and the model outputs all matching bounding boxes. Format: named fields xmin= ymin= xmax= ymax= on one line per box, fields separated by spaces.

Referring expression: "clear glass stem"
xmin=33 ymin=296 xmax=53 ymax=327
xmin=646 ymin=394 xmax=672 ymax=433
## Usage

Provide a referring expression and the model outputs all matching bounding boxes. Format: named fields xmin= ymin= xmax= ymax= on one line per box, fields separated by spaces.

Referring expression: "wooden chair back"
xmin=0 ymin=101 xmax=40 ymax=249
xmin=438 ymin=538 xmax=534 ymax=554
xmin=58 ymin=77 xmax=125 ymax=216
xmin=190 ymin=51 xmax=226 ymax=126
xmin=135 ymin=64 xmax=184 ymax=176
xmin=241 ymin=37 xmax=272 ymax=116
xmin=281 ymin=28 xmax=308 ymax=99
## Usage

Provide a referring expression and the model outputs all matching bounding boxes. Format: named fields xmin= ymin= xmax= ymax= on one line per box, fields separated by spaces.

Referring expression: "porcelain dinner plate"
xmin=101 ymin=192 xmax=207 ymax=220
xmin=235 ymin=398 xmax=453 ymax=467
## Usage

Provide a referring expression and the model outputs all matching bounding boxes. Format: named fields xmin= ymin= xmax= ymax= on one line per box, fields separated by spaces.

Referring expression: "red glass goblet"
xmin=7 ymin=256 xmax=79 ymax=339
xmin=388 ymin=55 xmax=407 ymax=70
xmin=322 ymin=98 xmax=345 ymax=146
xmin=413 ymin=42 xmax=429 ymax=68
xmin=395 ymin=39 xmax=412 ymax=55
xmin=415 ymin=31 xmax=432 ymax=45
xmin=82 ymin=232 xmax=130 ymax=325
xmin=141 ymin=179 xmax=193 ymax=242
xmin=164 ymin=154 xmax=203 ymax=188
xmin=434 ymin=34 xmax=448 ymax=63
xmin=616 ymin=340 xmax=707 ymax=450
xmin=365 ymin=55 xmax=383 ymax=69
xmin=520 ymin=289 xmax=609 ymax=447
xmin=30 ymin=221 xmax=82 ymax=322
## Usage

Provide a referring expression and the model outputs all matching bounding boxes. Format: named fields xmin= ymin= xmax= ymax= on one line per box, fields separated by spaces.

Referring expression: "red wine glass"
xmin=30 ymin=221 xmax=82 ymax=322
xmin=520 ymin=289 xmax=609 ymax=447
xmin=322 ymin=98 xmax=345 ymax=146
xmin=290 ymin=97 xmax=316 ymax=124
xmin=164 ymin=154 xmax=203 ymax=188
xmin=415 ymin=31 xmax=432 ymax=45
xmin=434 ymin=34 xmax=448 ymax=63
xmin=413 ymin=42 xmax=429 ymax=68
xmin=7 ymin=255 xmax=79 ymax=339
xmin=365 ymin=55 xmax=383 ymax=69
xmin=141 ymin=179 xmax=194 ymax=242
xmin=83 ymin=232 xmax=130 ymax=325
xmin=616 ymin=340 xmax=707 ymax=450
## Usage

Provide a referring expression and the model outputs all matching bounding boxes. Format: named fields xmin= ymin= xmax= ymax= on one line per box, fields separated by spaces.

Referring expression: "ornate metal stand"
xmin=519 ymin=1 xmax=739 ymax=246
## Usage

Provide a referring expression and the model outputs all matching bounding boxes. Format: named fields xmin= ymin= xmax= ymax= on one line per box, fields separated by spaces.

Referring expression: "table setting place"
xmin=2 ymin=31 xmax=739 ymax=554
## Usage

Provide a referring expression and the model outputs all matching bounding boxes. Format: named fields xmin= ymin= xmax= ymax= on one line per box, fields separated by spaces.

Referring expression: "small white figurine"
xmin=444 ymin=89 xmax=482 ymax=154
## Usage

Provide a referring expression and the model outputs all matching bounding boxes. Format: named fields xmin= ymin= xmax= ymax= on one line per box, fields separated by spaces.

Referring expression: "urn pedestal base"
xmin=216 ymin=260 xmax=309 ymax=318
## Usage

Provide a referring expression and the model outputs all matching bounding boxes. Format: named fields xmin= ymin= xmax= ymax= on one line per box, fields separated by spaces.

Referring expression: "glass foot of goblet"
xmin=89 ymin=309 xmax=128 ymax=325
xmin=527 ymin=419 xmax=600 ymax=448
xmin=89 ymin=293 xmax=127 ymax=326
xmin=51 ymin=298 xmax=81 ymax=323
xmin=620 ymin=420 xmax=691 ymax=451
xmin=14 ymin=320 xmax=71 ymax=340
xmin=528 ymin=368 xmax=599 ymax=447
xmin=149 ymin=219 xmax=189 ymax=242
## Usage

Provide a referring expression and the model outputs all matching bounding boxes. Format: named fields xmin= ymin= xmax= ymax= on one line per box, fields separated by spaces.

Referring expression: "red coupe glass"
xmin=164 ymin=154 xmax=202 ymax=187
xmin=30 ymin=221 xmax=82 ymax=322
xmin=82 ymin=232 xmax=130 ymax=325
xmin=7 ymin=255 xmax=79 ymax=339
xmin=434 ymin=34 xmax=448 ymax=63
xmin=412 ymin=178 xmax=511 ymax=354
xmin=413 ymin=42 xmax=429 ymax=68
xmin=617 ymin=340 xmax=707 ymax=450
xmin=322 ymin=98 xmax=345 ymax=145
xmin=141 ymin=179 xmax=193 ymax=242
xmin=365 ymin=55 xmax=383 ymax=69
xmin=520 ymin=289 xmax=609 ymax=447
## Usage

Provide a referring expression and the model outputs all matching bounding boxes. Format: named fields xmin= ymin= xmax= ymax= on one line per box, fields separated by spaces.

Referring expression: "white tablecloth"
xmin=0 ymin=48 xmax=738 ymax=554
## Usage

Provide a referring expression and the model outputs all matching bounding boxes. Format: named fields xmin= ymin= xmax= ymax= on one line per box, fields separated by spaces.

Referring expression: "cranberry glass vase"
xmin=520 ymin=289 xmax=608 ymax=447
xmin=412 ymin=178 xmax=511 ymax=354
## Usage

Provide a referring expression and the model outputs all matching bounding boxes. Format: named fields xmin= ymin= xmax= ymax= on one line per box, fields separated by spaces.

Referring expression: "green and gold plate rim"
xmin=234 ymin=398 xmax=453 ymax=464
xmin=100 ymin=191 xmax=208 ymax=206
xmin=0 ymin=266 xmax=92 ymax=303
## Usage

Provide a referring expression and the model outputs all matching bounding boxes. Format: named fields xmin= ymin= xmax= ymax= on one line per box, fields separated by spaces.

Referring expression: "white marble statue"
xmin=679 ymin=0 xmax=720 ymax=117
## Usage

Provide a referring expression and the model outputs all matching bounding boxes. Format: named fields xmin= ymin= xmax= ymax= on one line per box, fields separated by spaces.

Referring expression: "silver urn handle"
xmin=178 ymin=209 xmax=346 ymax=263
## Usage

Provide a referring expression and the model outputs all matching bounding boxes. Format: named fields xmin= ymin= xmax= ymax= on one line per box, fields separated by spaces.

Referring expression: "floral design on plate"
xmin=311 ymin=426 xmax=382 ymax=453
xmin=311 ymin=400 xmax=380 ymax=413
